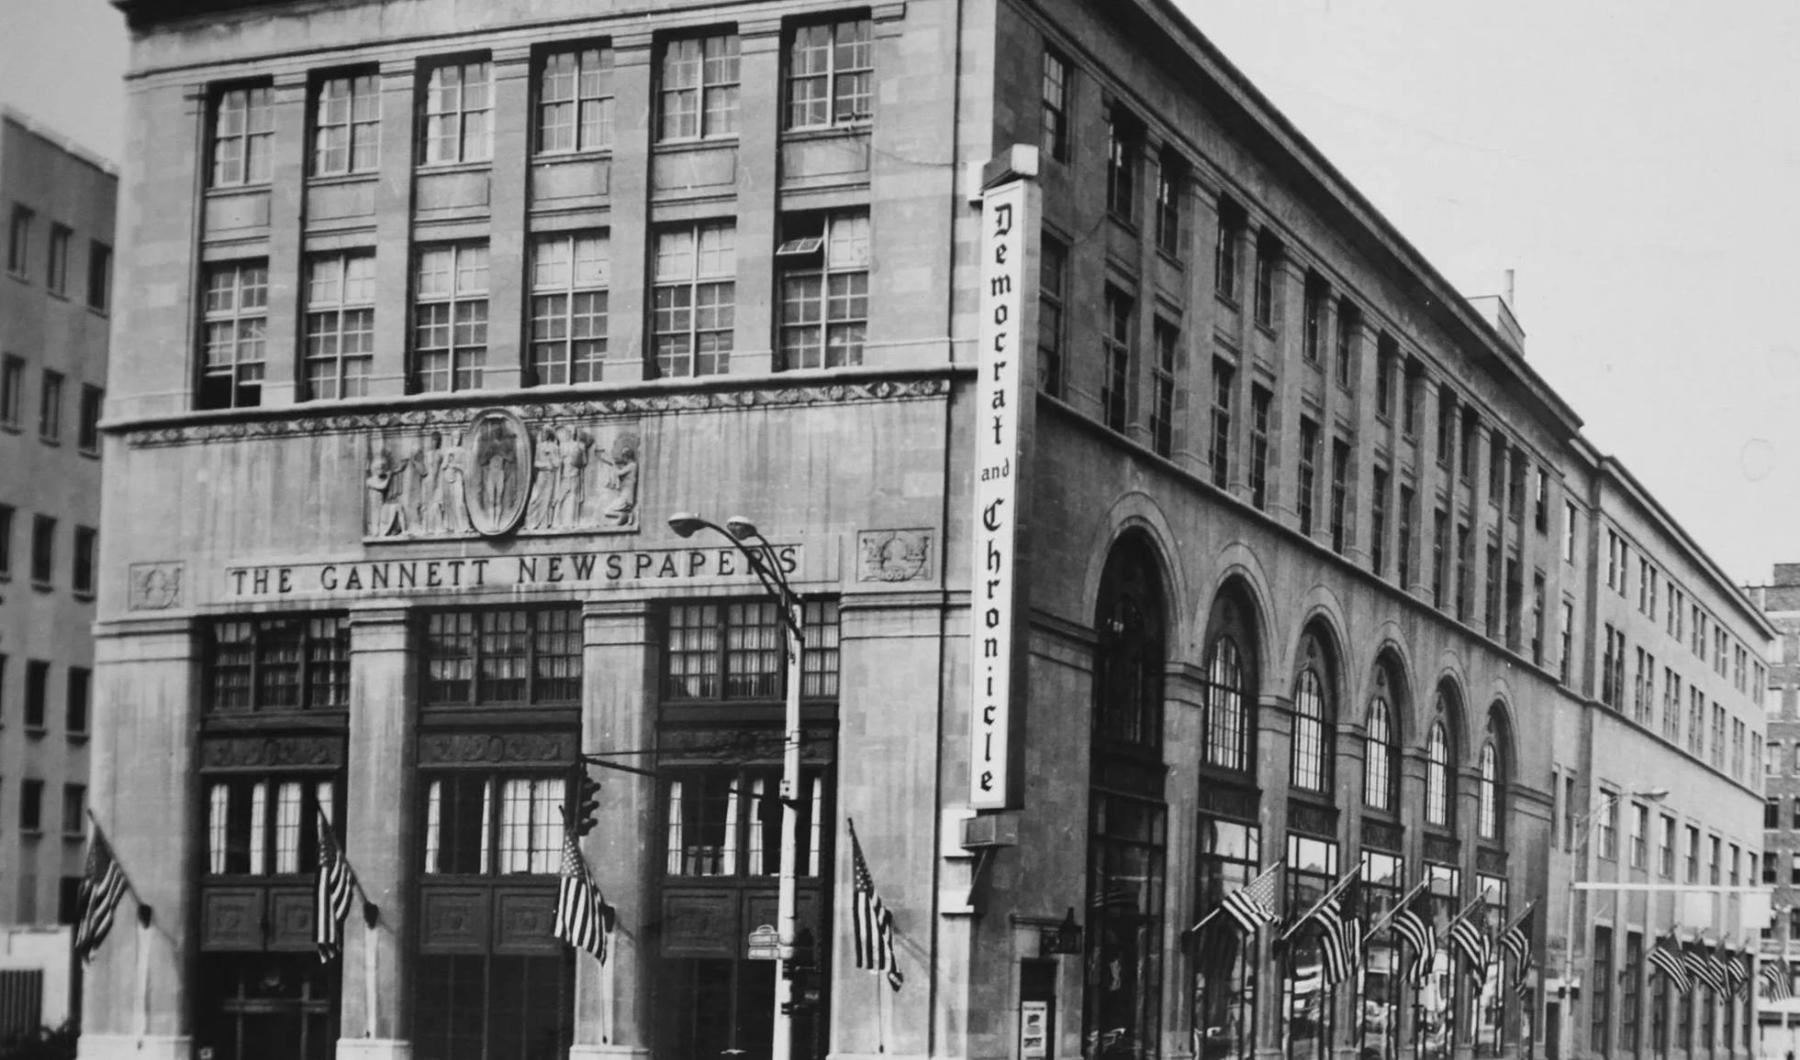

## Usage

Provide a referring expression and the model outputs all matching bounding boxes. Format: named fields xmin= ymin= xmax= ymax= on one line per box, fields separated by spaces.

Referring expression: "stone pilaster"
xmin=368 ymin=59 xmax=417 ymax=398
xmin=602 ymin=34 xmax=653 ymax=384
xmin=483 ymin=47 xmax=531 ymax=390
xmin=259 ymin=71 xmax=309 ymax=407
xmin=729 ymin=19 xmax=782 ymax=377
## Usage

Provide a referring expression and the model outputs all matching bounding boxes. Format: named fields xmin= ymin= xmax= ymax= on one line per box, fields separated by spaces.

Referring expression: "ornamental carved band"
xmin=365 ymin=407 xmax=640 ymax=541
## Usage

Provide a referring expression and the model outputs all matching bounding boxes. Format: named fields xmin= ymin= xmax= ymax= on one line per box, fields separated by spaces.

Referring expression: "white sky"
xmin=7 ymin=0 xmax=1800 ymax=586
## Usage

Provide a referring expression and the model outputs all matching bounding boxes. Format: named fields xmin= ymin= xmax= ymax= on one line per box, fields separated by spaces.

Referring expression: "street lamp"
xmin=1562 ymin=785 xmax=1669 ymax=1060
xmin=668 ymin=512 xmax=804 ymax=1060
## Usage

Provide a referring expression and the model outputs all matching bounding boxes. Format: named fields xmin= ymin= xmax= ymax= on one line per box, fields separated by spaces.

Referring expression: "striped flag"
xmin=553 ymin=827 xmax=614 ymax=963
xmin=1709 ymin=950 xmax=1735 ymax=995
xmin=73 ymin=820 xmax=131 ymax=964
xmin=1650 ymin=936 xmax=1691 ymax=993
xmin=314 ymin=806 xmax=359 ymax=962
xmin=1725 ymin=952 xmax=1749 ymax=997
xmin=1218 ymin=863 xmax=1282 ymax=935
xmin=1450 ymin=916 xmax=1491 ymax=989
xmin=1684 ymin=946 xmax=1726 ymax=993
xmin=1391 ymin=901 xmax=1436 ymax=986
xmin=850 ymin=819 xmax=903 ymax=991
xmin=1501 ymin=907 xmax=1534 ymax=993
xmin=1514 ymin=958 xmax=1535 ymax=998
xmin=1315 ymin=897 xmax=1353 ymax=987
xmin=1762 ymin=959 xmax=1793 ymax=1001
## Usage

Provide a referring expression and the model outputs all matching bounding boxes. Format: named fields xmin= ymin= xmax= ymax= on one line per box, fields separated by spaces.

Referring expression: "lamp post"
xmin=668 ymin=512 xmax=804 ymax=1060
xmin=1561 ymin=785 xmax=1668 ymax=1060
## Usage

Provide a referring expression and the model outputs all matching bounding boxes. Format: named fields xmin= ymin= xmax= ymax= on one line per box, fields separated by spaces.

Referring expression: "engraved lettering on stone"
xmin=856 ymin=529 xmax=933 ymax=583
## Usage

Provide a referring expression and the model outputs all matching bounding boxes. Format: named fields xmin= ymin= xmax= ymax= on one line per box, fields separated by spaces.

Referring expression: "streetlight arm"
xmin=668 ymin=513 xmax=804 ymax=640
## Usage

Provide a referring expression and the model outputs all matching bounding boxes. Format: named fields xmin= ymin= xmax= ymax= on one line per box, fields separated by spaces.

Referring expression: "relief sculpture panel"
xmin=364 ymin=407 xmax=640 ymax=542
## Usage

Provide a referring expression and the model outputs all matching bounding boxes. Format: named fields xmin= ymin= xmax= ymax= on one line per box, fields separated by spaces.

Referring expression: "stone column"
xmin=260 ymin=70 xmax=309 ymax=407
xmin=602 ymin=33 xmax=652 ymax=383
xmin=1254 ymin=691 xmax=1294 ymax=1060
xmin=483 ymin=47 xmax=531 ymax=390
xmin=78 ymin=620 xmax=199 ymax=1060
xmin=335 ymin=610 xmax=417 ymax=1060
xmin=569 ymin=601 xmax=655 ymax=1060
xmin=368 ymin=58 xmax=418 ymax=398
xmin=730 ymin=19 xmax=782 ymax=376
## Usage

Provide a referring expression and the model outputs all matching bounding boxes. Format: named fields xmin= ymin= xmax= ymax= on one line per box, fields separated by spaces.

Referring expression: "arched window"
xmin=1364 ymin=697 xmax=1394 ymax=810
xmin=1425 ymin=721 xmax=1451 ymax=827
xmin=1291 ymin=671 xmax=1328 ymax=792
xmin=1477 ymin=742 xmax=1501 ymax=839
xmin=1204 ymin=637 xmax=1249 ymax=771
xmin=1093 ymin=540 xmax=1165 ymax=751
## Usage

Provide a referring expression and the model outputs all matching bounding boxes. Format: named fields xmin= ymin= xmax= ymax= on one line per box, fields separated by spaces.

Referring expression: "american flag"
xmin=1649 ymin=937 xmax=1690 ymax=993
xmin=1762 ymin=959 xmax=1793 ymax=1001
xmin=1514 ymin=958 xmax=1535 ymax=998
xmin=1709 ymin=950 xmax=1736 ymax=995
xmin=553 ymin=828 xmax=614 ymax=963
xmin=1217 ymin=863 xmax=1282 ymax=935
xmin=1683 ymin=946 xmax=1726 ymax=993
xmin=1449 ymin=914 xmax=1491 ymax=989
xmin=73 ymin=820 xmax=131 ymax=964
xmin=314 ymin=806 xmax=359 ymax=962
xmin=1391 ymin=901 xmax=1436 ymax=986
xmin=1313 ymin=897 xmax=1361 ymax=987
xmin=850 ymin=819 xmax=902 ymax=991
xmin=1725 ymin=952 xmax=1749 ymax=997
xmin=1500 ymin=907 xmax=1534 ymax=992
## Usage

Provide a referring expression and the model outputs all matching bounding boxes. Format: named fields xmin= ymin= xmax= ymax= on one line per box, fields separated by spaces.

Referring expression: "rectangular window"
xmin=1039 ymin=233 xmax=1067 ymax=397
xmin=1436 ymin=387 xmax=1456 ymax=467
xmin=1101 ymin=286 xmax=1133 ymax=433
xmin=1597 ymin=790 xmax=1617 ymax=858
xmin=198 ymin=260 xmax=268 ymax=409
xmin=46 ymin=223 xmax=69 ymax=295
xmin=1208 ymin=359 xmax=1234 ymax=487
xmin=206 ymin=615 xmax=352 ymax=713
xmin=1398 ymin=485 xmax=1417 ymax=589
xmin=1460 ymin=409 xmax=1478 ymax=479
xmin=1105 ymin=110 xmax=1141 ymax=223
xmin=37 ymin=369 xmax=61 ymax=442
xmin=1686 ymin=825 xmax=1700 ymax=883
xmin=1488 ymin=436 xmax=1507 ymax=507
xmin=1559 ymin=599 xmax=1574 ymax=685
xmin=660 ymin=34 xmax=740 ymax=141
xmin=653 ymin=222 xmax=736 ymax=378
xmin=1374 ymin=338 xmax=1395 ymax=419
xmin=1328 ymin=437 xmax=1351 ymax=554
xmin=529 ymin=231 xmax=610 ymax=385
xmin=777 ymin=211 xmax=869 ymax=371
xmin=1040 ymin=50 xmax=1069 ymax=162
xmin=1711 ymin=703 xmax=1726 ymax=768
xmin=664 ymin=768 xmax=827 ymax=880
xmin=66 ymin=667 xmax=90 ymax=736
xmin=206 ymin=778 xmax=339 ymax=875
xmin=1689 ymin=688 xmax=1705 ymax=756
xmin=25 ymin=659 xmax=49 ymax=729
xmin=61 ymin=784 xmax=85 ymax=836
xmin=303 ymin=251 xmax=376 ymax=400
xmin=1155 ymin=152 xmax=1184 ymax=257
xmin=412 ymin=243 xmax=489 ymax=393
xmin=420 ymin=59 xmax=493 ymax=164
xmin=1150 ymin=320 xmax=1179 ymax=458
xmin=1665 ymin=670 xmax=1682 ymax=742
xmin=1534 ymin=468 xmax=1549 ymax=533
xmin=72 ymin=525 xmax=95 ymax=596
xmin=1484 ymin=544 xmax=1501 ymax=635
xmin=1659 ymin=815 xmax=1676 ymax=876
xmin=785 ymin=19 xmax=871 ymax=130
xmin=30 ymin=515 xmax=54 ymax=585
xmin=1297 ymin=418 xmax=1320 ymax=537
xmin=1401 ymin=361 xmax=1422 ymax=437
xmin=311 ymin=71 xmax=380 ymax=175
xmin=6 ymin=204 xmax=30 ymax=276
xmin=419 ymin=773 xmax=565 ymax=875
xmin=78 ymin=385 xmax=102 ymax=454
xmin=1370 ymin=465 xmax=1389 ymax=576
xmin=1253 ymin=235 xmax=1278 ymax=329
xmin=1 ymin=354 xmax=22 ymax=429
xmin=1302 ymin=279 xmax=1325 ymax=364
xmin=209 ymin=84 xmax=275 ymax=187
xmin=86 ymin=241 xmax=111 ymax=312
xmin=1214 ymin=201 xmax=1243 ymax=301
xmin=1590 ymin=925 xmax=1611 ymax=1053
xmin=1432 ymin=508 xmax=1448 ymax=608
xmin=1709 ymin=835 xmax=1721 ymax=884
xmin=1564 ymin=501 xmax=1578 ymax=563
xmin=1455 ymin=523 xmax=1471 ymax=621
xmin=1248 ymin=386 xmax=1271 ymax=511
xmin=663 ymin=600 xmax=840 ymax=701
xmin=1560 ymin=774 xmax=1577 ymax=852
xmin=1531 ymin=572 xmax=1546 ymax=665
xmin=423 ymin=608 xmax=583 ymax=708
xmin=1334 ymin=300 xmax=1357 ymax=388
xmin=1623 ymin=932 xmax=1642 ymax=1055
xmin=536 ymin=46 xmax=614 ymax=154
xmin=20 ymin=779 xmax=43 ymax=833
xmin=0 ymin=504 xmax=11 ymax=578
xmin=1629 ymin=803 xmax=1648 ymax=868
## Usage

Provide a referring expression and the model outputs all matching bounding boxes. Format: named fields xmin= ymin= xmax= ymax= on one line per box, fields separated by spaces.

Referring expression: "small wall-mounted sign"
xmin=748 ymin=924 xmax=780 ymax=961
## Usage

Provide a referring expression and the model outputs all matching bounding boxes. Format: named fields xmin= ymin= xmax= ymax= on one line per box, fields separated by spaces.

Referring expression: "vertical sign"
xmin=970 ymin=178 xmax=1028 ymax=809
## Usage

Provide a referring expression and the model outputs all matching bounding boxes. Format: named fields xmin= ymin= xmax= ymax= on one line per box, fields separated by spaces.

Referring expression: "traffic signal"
xmin=575 ymin=765 xmax=602 ymax=836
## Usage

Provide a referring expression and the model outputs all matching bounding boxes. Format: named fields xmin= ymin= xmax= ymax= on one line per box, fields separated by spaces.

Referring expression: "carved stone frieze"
xmin=128 ymin=562 xmax=184 ymax=610
xmin=856 ymin=529 xmax=933 ymax=583
xmin=417 ymin=730 xmax=576 ymax=767
xmin=201 ymin=734 xmax=344 ymax=771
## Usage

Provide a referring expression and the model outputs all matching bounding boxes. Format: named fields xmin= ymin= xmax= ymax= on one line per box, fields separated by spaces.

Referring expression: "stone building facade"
xmin=0 ymin=108 xmax=116 ymax=1038
xmin=88 ymin=2 xmax=1768 ymax=1060
xmin=1746 ymin=567 xmax=1800 ymax=1052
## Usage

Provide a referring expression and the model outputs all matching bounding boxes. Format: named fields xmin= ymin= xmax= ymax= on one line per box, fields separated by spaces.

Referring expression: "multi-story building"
xmin=88 ymin=2 xmax=1767 ymax=1060
xmin=0 ymin=108 xmax=116 ymax=1040
xmin=1746 ymin=566 xmax=1800 ymax=1051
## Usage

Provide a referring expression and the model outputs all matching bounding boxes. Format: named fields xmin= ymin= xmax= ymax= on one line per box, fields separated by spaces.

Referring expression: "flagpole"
xmin=1364 ymin=876 xmax=1432 ymax=944
xmin=1280 ymin=863 xmax=1365 ymax=943
xmin=363 ymin=916 xmax=377 ymax=1038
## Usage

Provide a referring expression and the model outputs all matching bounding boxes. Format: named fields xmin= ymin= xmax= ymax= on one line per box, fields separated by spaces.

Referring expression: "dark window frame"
xmin=206 ymin=614 xmax=352 ymax=715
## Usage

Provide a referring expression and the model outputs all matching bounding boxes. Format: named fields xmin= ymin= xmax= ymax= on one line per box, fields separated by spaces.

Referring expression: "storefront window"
xmin=1192 ymin=817 xmax=1261 ymax=1060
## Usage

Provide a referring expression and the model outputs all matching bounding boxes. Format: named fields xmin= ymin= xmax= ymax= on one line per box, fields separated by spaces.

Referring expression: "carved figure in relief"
xmin=439 ymin=429 xmax=473 ymax=533
xmin=553 ymin=426 xmax=590 ymax=528
xmin=366 ymin=444 xmax=406 ymax=537
xmin=476 ymin=415 xmax=521 ymax=517
xmin=525 ymin=427 xmax=558 ymax=530
xmin=590 ymin=434 xmax=639 ymax=526
xmin=414 ymin=433 xmax=446 ymax=533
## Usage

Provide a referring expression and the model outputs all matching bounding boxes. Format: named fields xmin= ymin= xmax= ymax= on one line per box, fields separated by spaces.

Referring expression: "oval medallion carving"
xmin=465 ymin=408 xmax=532 ymax=536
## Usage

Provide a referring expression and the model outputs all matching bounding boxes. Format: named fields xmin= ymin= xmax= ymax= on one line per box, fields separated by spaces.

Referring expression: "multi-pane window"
xmin=6 ymin=204 xmax=30 ymax=276
xmin=412 ymin=243 xmax=489 ymax=393
xmin=529 ymin=231 xmax=609 ymax=385
xmin=536 ymin=47 xmax=614 ymax=154
xmin=1560 ymin=600 xmax=1575 ymax=685
xmin=785 ymin=19 xmax=872 ymax=129
xmin=1208 ymin=359 xmax=1234 ymax=488
xmin=1711 ymin=703 xmax=1727 ymax=769
xmin=86 ymin=241 xmax=111 ymax=312
xmin=422 ymin=774 xmax=566 ymax=875
xmin=198 ymin=260 xmax=268 ymax=409
xmin=46 ymin=224 xmax=69 ymax=295
xmin=205 ymin=778 xmax=338 ymax=875
xmin=1364 ymin=696 xmax=1395 ymax=810
xmin=1202 ymin=636 xmax=1250 ymax=772
xmin=1253 ymin=236 xmax=1278 ymax=328
xmin=1214 ymin=201 xmax=1243 ymax=301
xmin=1101 ymin=286 xmax=1133 ymax=433
xmin=38 ymin=369 xmax=61 ymax=442
xmin=1 ymin=354 xmax=22 ymax=428
xmin=210 ymin=85 xmax=274 ymax=187
xmin=206 ymin=616 xmax=351 ymax=713
xmin=1155 ymin=152 xmax=1184 ymax=257
xmin=652 ymin=222 xmax=735 ymax=378
xmin=1334 ymin=301 xmax=1357 ymax=388
xmin=1149 ymin=320 xmax=1179 ymax=458
xmin=66 ymin=666 xmax=90 ymax=736
xmin=30 ymin=515 xmax=53 ymax=585
xmin=1628 ymin=801 xmax=1648 ymax=867
xmin=311 ymin=72 xmax=380 ymax=175
xmin=72 ymin=525 xmax=95 ymax=596
xmin=1296 ymin=418 xmax=1319 ymax=537
xmin=1425 ymin=720 xmax=1451 ymax=827
xmin=1596 ymin=790 xmax=1618 ymax=859
xmin=1665 ymin=670 xmax=1682 ymax=741
xmin=423 ymin=608 xmax=582 ymax=707
xmin=663 ymin=768 xmax=827 ymax=877
xmin=659 ymin=34 xmax=740 ymax=141
xmin=303 ymin=251 xmax=375 ymax=400
xmin=1685 ymin=825 xmax=1700 ymax=883
xmin=662 ymin=600 xmax=840 ymax=702
xmin=1290 ymin=669 xmax=1330 ymax=793
xmin=1659 ymin=815 xmax=1676 ymax=876
xmin=78 ymin=384 xmax=102 ymax=454
xmin=1039 ymin=233 xmax=1067 ymax=396
xmin=1040 ymin=50 xmax=1069 ymax=163
xmin=777 ymin=211 xmax=869 ymax=371
xmin=1328 ymin=437 xmax=1350 ymax=554
xmin=420 ymin=59 xmax=492 ymax=165
xmin=1248 ymin=386 xmax=1271 ymax=511
xmin=1105 ymin=111 xmax=1141 ymax=223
